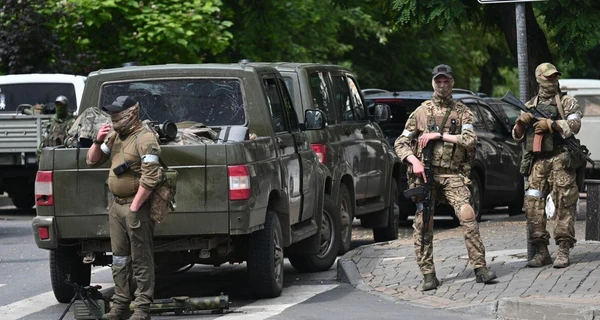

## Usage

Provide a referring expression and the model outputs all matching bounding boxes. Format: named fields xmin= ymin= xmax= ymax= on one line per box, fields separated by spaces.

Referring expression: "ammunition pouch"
xmin=520 ymin=150 xmax=534 ymax=177
xmin=150 ymin=168 xmax=178 ymax=223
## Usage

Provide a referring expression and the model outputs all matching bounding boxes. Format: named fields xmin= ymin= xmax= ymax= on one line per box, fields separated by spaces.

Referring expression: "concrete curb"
xmin=337 ymin=249 xmax=600 ymax=320
xmin=0 ymin=195 xmax=12 ymax=207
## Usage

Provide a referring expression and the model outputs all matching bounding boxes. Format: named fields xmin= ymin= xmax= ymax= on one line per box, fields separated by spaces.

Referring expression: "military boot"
xmin=474 ymin=267 xmax=497 ymax=284
xmin=553 ymin=242 xmax=571 ymax=268
xmin=130 ymin=308 xmax=151 ymax=320
xmin=422 ymin=273 xmax=440 ymax=291
xmin=527 ymin=244 xmax=552 ymax=268
xmin=101 ymin=305 xmax=131 ymax=320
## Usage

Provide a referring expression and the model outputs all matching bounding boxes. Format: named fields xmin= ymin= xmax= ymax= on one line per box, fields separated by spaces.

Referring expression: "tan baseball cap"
xmin=535 ymin=63 xmax=562 ymax=77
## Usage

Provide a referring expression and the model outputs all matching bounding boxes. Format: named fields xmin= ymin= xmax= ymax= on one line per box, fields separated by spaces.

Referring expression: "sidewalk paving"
xmin=338 ymin=214 xmax=600 ymax=320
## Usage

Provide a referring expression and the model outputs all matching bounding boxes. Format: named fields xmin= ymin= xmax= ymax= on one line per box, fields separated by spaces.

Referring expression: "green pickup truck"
xmin=31 ymin=63 xmax=337 ymax=301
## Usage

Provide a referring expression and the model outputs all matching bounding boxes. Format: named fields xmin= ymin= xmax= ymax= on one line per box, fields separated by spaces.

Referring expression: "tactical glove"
xmin=516 ymin=112 xmax=534 ymax=126
xmin=533 ymin=118 xmax=554 ymax=134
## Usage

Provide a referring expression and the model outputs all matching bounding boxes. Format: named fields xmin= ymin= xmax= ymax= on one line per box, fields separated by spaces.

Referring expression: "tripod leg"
xmin=58 ymin=294 xmax=78 ymax=320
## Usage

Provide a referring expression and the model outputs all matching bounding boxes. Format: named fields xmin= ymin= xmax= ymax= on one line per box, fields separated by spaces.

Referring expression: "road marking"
xmin=0 ymin=284 xmax=5 ymax=289
xmin=221 ymin=284 xmax=339 ymax=320
xmin=0 ymin=283 xmax=114 ymax=320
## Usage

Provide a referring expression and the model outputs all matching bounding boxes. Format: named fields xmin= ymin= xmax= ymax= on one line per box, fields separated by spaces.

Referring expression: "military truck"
xmin=271 ymin=63 xmax=403 ymax=251
xmin=31 ymin=63 xmax=337 ymax=302
xmin=0 ymin=74 xmax=86 ymax=209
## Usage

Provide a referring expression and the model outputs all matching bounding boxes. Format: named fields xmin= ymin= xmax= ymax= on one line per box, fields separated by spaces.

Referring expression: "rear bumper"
xmin=31 ymin=207 xmax=266 ymax=250
xmin=32 ymin=216 xmax=58 ymax=249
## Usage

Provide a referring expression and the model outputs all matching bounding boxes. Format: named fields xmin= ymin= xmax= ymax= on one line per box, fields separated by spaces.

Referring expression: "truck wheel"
xmin=288 ymin=195 xmax=341 ymax=273
xmin=373 ymin=179 xmax=400 ymax=242
xmin=11 ymin=195 xmax=35 ymax=210
xmin=247 ymin=210 xmax=284 ymax=298
xmin=470 ymin=172 xmax=483 ymax=222
xmin=508 ymin=179 xmax=525 ymax=216
xmin=338 ymin=184 xmax=353 ymax=255
xmin=50 ymin=246 xmax=91 ymax=303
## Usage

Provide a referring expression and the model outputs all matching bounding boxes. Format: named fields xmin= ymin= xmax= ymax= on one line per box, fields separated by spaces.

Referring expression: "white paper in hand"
xmin=546 ymin=194 xmax=555 ymax=219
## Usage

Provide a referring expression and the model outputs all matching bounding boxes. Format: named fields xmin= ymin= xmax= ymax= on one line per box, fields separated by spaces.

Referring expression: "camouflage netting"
xmin=141 ymin=120 xmax=217 ymax=145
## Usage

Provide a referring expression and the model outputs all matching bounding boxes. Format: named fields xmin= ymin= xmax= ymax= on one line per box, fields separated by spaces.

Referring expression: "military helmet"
xmin=55 ymin=95 xmax=69 ymax=106
xmin=535 ymin=63 xmax=562 ymax=77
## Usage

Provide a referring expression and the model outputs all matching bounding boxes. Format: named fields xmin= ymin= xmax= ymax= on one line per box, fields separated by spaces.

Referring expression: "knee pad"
xmin=459 ymin=204 xmax=475 ymax=222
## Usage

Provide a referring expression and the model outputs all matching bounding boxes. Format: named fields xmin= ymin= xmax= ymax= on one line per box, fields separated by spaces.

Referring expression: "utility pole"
xmin=478 ymin=0 xmax=547 ymax=261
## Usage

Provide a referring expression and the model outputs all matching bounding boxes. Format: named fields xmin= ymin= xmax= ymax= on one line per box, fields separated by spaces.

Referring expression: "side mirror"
xmin=373 ymin=104 xmax=391 ymax=122
xmin=304 ymin=109 xmax=326 ymax=130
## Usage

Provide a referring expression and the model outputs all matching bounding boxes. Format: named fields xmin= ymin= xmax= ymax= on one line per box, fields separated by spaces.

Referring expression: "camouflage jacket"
xmin=512 ymin=93 xmax=582 ymax=146
xmin=394 ymin=100 xmax=477 ymax=173
xmin=37 ymin=115 xmax=76 ymax=156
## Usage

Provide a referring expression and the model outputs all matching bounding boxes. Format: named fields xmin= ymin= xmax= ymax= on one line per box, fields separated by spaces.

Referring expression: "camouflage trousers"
xmin=109 ymin=199 xmax=155 ymax=311
xmin=525 ymin=153 xmax=578 ymax=248
xmin=410 ymin=175 xmax=487 ymax=275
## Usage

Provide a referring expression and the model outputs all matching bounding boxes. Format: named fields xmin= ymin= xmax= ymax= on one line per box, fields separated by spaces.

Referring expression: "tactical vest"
xmin=416 ymin=101 xmax=469 ymax=170
xmin=46 ymin=116 xmax=75 ymax=147
xmin=525 ymin=97 xmax=560 ymax=153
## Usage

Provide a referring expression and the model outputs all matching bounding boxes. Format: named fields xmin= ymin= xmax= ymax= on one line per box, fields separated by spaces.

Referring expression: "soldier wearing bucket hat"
xmin=513 ymin=63 xmax=582 ymax=269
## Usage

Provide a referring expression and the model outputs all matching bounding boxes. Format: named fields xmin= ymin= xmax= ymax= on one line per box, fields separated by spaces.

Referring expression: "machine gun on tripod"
xmin=58 ymin=275 xmax=108 ymax=320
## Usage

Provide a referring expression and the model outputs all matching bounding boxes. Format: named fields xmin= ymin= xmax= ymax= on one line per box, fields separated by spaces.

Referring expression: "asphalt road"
xmin=0 ymin=202 xmax=515 ymax=320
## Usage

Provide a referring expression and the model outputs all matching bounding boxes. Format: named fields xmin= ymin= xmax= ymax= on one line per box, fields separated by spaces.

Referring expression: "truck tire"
xmin=11 ymin=195 xmax=35 ymax=210
xmin=373 ymin=179 xmax=400 ymax=242
xmin=288 ymin=195 xmax=341 ymax=273
xmin=247 ymin=210 xmax=284 ymax=298
xmin=50 ymin=246 xmax=91 ymax=303
xmin=338 ymin=184 xmax=354 ymax=255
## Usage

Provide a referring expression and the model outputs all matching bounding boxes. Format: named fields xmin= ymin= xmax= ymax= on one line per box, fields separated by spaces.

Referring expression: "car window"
xmin=308 ymin=72 xmax=333 ymax=122
xmin=264 ymin=78 xmax=288 ymax=133
xmin=574 ymin=95 xmax=600 ymax=116
xmin=478 ymin=104 xmax=504 ymax=134
xmin=331 ymin=75 xmax=354 ymax=122
xmin=278 ymin=78 xmax=300 ymax=132
xmin=101 ymin=79 xmax=245 ymax=125
xmin=347 ymin=77 xmax=367 ymax=120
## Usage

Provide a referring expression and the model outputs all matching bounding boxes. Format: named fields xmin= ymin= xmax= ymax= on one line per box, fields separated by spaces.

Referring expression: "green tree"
xmin=48 ymin=0 xmax=233 ymax=74
xmin=387 ymin=0 xmax=600 ymax=98
xmin=0 ymin=0 xmax=60 ymax=74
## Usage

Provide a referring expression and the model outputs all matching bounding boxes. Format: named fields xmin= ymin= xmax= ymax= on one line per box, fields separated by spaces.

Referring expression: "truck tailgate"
xmin=0 ymin=114 xmax=51 ymax=153
xmin=50 ymin=144 xmax=231 ymax=237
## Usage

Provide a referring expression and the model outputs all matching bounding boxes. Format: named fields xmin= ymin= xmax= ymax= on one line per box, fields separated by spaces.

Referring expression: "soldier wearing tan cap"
xmin=513 ymin=63 xmax=582 ymax=269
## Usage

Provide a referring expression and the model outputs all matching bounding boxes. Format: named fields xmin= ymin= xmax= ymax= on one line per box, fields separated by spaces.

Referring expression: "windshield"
xmin=0 ymin=83 xmax=77 ymax=112
xmin=100 ymin=78 xmax=246 ymax=126
xmin=573 ymin=95 xmax=600 ymax=117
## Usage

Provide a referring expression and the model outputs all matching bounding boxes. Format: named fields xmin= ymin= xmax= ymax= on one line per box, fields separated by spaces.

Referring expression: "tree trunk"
xmin=491 ymin=3 xmax=553 ymax=100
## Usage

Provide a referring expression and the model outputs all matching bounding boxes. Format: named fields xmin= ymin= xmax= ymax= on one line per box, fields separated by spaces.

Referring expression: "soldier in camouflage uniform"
xmin=512 ymin=63 xmax=582 ymax=269
xmin=87 ymin=96 xmax=162 ymax=320
xmin=394 ymin=65 xmax=496 ymax=291
xmin=37 ymin=95 xmax=75 ymax=158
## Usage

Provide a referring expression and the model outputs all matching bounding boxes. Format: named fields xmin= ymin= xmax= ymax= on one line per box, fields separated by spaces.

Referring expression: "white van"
xmin=560 ymin=79 xmax=600 ymax=177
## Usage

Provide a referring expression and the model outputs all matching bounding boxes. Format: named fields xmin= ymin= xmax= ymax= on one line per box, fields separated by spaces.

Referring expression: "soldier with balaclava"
xmin=513 ymin=63 xmax=582 ymax=269
xmin=37 ymin=95 xmax=75 ymax=158
xmin=394 ymin=64 xmax=496 ymax=291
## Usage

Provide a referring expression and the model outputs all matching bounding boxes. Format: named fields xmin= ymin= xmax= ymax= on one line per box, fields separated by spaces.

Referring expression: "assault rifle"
xmin=403 ymin=143 xmax=434 ymax=254
xmin=501 ymin=91 xmax=593 ymax=166
xmin=59 ymin=275 xmax=107 ymax=320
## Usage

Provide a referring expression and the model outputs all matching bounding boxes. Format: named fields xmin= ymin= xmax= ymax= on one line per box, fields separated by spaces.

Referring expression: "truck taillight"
xmin=228 ymin=165 xmax=251 ymax=200
xmin=311 ymin=144 xmax=327 ymax=164
xmin=35 ymin=171 xmax=54 ymax=206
